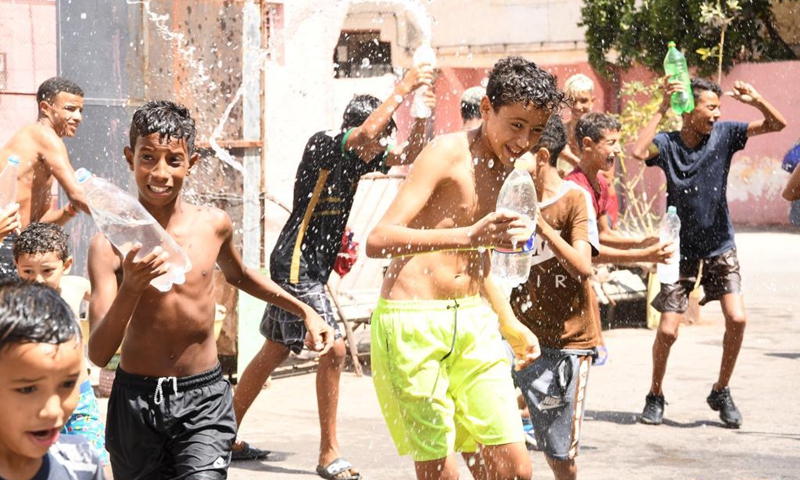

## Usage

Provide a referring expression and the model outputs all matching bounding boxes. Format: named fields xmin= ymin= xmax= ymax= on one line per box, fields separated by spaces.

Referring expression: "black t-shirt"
xmin=648 ymin=121 xmax=748 ymax=260
xmin=270 ymin=129 xmax=389 ymax=284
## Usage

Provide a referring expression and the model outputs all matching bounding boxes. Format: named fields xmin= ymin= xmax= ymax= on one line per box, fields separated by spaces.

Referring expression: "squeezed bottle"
xmin=410 ymin=44 xmax=436 ymax=119
xmin=657 ymin=206 xmax=681 ymax=284
xmin=491 ymin=166 xmax=537 ymax=287
xmin=75 ymin=168 xmax=191 ymax=292
xmin=0 ymin=156 xmax=20 ymax=209
xmin=664 ymin=41 xmax=695 ymax=114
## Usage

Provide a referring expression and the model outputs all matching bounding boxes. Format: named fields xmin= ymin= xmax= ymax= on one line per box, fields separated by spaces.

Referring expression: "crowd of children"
xmin=0 ymin=51 xmax=789 ymax=480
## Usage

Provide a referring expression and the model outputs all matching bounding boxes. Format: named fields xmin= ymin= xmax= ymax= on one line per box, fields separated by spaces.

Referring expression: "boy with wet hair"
xmin=13 ymin=222 xmax=110 ymax=470
xmin=461 ymin=86 xmax=486 ymax=131
xmin=0 ymin=279 xmax=105 ymax=480
xmin=512 ymin=114 xmax=599 ymax=480
xmin=366 ymin=56 xmax=562 ymax=480
xmin=560 ymin=73 xmax=596 ymax=169
xmin=0 ymin=77 xmax=90 ymax=278
xmin=87 ymin=100 xmax=334 ymax=479
xmin=233 ymin=66 xmax=433 ymax=477
xmin=632 ymin=77 xmax=786 ymax=428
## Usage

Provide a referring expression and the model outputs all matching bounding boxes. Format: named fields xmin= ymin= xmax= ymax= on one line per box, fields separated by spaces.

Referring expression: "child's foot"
xmin=706 ymin=386 xmax=742 ymax=428
xmin=231 ymin=440 xmax=270 ymax=461
xmin=639 ymin=392 xmax=665 ymax=425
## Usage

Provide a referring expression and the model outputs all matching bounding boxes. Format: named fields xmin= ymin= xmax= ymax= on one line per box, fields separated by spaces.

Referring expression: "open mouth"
xmin=506 ymin=146 xmax=523 ymax=158
xmin=27 ymin=428 xmax=59 ymax=448
xmin=148 ymin=185 xmax=172 ymax=195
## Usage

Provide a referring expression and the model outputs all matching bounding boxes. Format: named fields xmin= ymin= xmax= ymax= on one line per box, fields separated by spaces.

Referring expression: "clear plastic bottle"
xmin=0 ymin=156 xmax=20 ymax=209
xmin=491 ymin=166 xmax=538 ymax=287
xmin=657 ymin=206 xmax=681 ymax=284
xmin=410 ymin=44 xmax=436 ymax=119
xmin=75 ymin=168 xmax=192 ymax=292
xmin=663 ymin=41 xmax=695 ymax=114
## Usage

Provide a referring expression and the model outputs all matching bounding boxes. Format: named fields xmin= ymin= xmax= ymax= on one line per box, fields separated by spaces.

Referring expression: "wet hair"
xmin=37 ymin=77 xmax=84 ymax=104
xmin=564 ymin=73 xmax=595 ymax=99
xmin=340 ymin=94 xmax=397 ymax=134
xmin=460 ymin=86 xmax=485 ymax=122
xmin=13 ymin=223 xmax=70 ymax=262
xmin=129 ymin=100 xmax=197 ymax=155
xmin=485 ymin=56 xmax=563 ymax=112
xmin=0 ymin=278 xmax=79 ymax=351
xmin=533 ymin=114 xmax=568 ymax=166
xmin=574 ymin=112 xmax=621 ymax=151
xmin=690 ymin=78 xmax=723 ymax=101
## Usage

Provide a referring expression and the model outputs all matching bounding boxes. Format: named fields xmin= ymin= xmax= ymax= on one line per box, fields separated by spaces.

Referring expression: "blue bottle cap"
xmin=74 ymin=168 xmax=93 ymax=184
xmin=7 ymin=155 xmax=20 ymax=166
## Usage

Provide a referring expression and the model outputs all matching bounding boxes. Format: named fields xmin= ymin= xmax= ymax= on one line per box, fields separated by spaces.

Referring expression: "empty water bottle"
xmin=657 ymin=206 xmax=681 ymax=284
xmin=0 ymin=156 xmax=20 ymax=209
xmin=663 ymin=42 xmax=695 ymax=114
xmin=75 ymin=168 xmax=191 ymax=292
xmin=491 ymin=166 xmax=538 ymax=287
xmin=410 ymin=44 xmax=436 ymax=119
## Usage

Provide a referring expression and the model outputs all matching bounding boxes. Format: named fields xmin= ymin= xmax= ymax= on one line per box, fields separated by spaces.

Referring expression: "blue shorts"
xmin=63 ymin=379 xmax=109 ymax=465
xmin=260 ymin=281 xmax=342 ymax=354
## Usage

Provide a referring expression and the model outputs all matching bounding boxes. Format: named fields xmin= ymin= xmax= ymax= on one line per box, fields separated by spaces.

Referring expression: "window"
xmin=333 ymin=31 xmax=393 ymax=79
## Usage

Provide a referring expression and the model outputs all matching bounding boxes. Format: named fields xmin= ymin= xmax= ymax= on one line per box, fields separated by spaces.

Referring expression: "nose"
xmin=35 ymin=274 xmax=45 ymax=284
xmin=149 ymin=159 xmax=169 ymax=181
xmin=38 ymin=393 xmax=64 ymax=423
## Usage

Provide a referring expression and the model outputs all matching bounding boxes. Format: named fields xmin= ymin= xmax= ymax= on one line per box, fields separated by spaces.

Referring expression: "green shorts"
xmin=371 ymin=296 xmax=523 ymax=462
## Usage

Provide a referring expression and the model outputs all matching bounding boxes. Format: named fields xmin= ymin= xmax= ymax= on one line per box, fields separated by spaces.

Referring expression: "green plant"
xmin=697 ymin=0 xmax=743 ymax=84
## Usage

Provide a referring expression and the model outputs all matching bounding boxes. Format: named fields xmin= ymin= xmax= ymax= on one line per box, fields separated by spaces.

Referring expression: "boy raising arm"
xmin=87 ymin=101 xmax=333 ymax=479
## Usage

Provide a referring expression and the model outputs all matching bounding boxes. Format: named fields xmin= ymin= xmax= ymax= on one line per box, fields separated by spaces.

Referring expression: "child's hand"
xmin=399 ymin=64 xmax=434 ymax=95
xmin=644 ymin=240 xmax=676 ymax=264
xmin=726 ymin=81 xmax=761 ymax=105
xmin=660 ymin=76 xmax=684 ymax=111
xmin=119 ymin=244 xmax=171 ymax=293
xmin=470 ymin=210 xmax=535 ymax=250
xmin=500 ymin=320 xmax=541 ymax=371
xmin=304 ymin=313 xmax=334 ymax=356
xmin=0 ymin=203 xmax=21 ymax=239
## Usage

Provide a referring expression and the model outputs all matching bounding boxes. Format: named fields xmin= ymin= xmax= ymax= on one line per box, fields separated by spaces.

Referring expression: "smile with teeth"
xmin=148 ymin=185 xmax=171 ymax=194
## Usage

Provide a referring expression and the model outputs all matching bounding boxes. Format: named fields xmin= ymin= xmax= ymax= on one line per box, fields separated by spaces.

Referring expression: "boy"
xmin=366 ymin=56 xmax=561 ymax=480
xmin=460 ymin=86 xmax=486 ymax=131
xmin=632 ymin=78 xmax=786 ymax=428
xmin=511 ymin=114 xmax=598 ymax=480
xmin=0 ymin=279 xmax=105 ymax=480
xmin=13 ymin=222 xmax=110 ymax=470
xmin=87 ymin=100 xmax=334 ymax=479
xmin=233 ymin=65 xmax=433 ymax=475
xmin=559 ymin=74 xmax=596 ymax=169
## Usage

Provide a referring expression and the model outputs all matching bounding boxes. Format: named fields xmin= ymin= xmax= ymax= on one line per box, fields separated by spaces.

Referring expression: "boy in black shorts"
xmin=87 ymin=101 xmax=334 ymax=478
xmin=632 ymin=78 xmax=786 ymax=428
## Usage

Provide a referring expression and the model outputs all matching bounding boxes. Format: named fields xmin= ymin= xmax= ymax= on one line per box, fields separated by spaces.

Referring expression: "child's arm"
xmin=784 ymin=166 xmax=800 ymax=201
xmin=214 ymin=212 xmax=334 ymax=354
xmin=87 ymin=236 xmax=170 ymax=367
xmin=631 ymin=78 xmax=682 ymax=163
xmin=366 ymin=137 xmax=533 ymax=258
xmin=725 ymin=82 xmax=787 ymax=137
xmin=537 ymin=216 xmax=592 ymax=281
xmin=0 ymin=203 xmax=20 ymax=241
xmin=37 ymin=132 xmax=89 ymax=220
xmin=386 ymin=90 xmax=435 ymax=167
xmin=558 ymin=143 xmax=581 ymax=168
xmin=481 ymin=274 xmax=540 ymax=370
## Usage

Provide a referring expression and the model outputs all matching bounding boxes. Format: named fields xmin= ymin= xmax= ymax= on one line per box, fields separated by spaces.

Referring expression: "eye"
xmin=169 ymin=156 xmax=184 ymax=166
xmin=16 ymin=386 xmax=36 ymax=394
xmin=61 ymin=380 xmax=77 ymax=390
xmin=142 ymin=155 xmax=153 ymax=161
xmin=511 ymin=122 xmax=523 ymax=129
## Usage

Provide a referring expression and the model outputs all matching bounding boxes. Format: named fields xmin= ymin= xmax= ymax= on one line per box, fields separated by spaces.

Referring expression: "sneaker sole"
xmin=707 ymin=399 xmax=742 ymax=429
xmin=639 ymin=416 xmax=662 ymax=425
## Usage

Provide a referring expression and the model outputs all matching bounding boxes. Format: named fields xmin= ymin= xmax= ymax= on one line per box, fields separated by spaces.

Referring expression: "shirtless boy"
xmin=87 ymin=100 xmax=334 ymax=478
xmin=366 ymin=56 xmax=562 ymax=480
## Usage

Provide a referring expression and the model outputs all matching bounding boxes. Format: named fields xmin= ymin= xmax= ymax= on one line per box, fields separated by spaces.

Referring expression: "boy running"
xmin=366 ymin=56 xmax=561 ymax=480
xmin=87 ymin=100 xmax=334 ymax=479
xmin=632 ymin=78 xmax=786 ymax=428
xmin=511 ymin=114 xmax=598 ymax=480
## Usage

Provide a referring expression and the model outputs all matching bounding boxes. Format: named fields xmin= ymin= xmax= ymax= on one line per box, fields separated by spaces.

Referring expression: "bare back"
xmin=380 ymin=131 xmax=509 ymax=300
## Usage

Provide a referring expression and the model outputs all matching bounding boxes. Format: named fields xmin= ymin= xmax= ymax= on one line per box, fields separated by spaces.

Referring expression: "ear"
xmin=39 ymin=100 xmax=52 ymax=116
xmin=187 ymin=152 xmax=200 ymax=174
xmin=535 ymin=148 xmax=551 ymax=167
xmin=581 ymin=136 xmax=593 ymax=151
xmin=124 ymin=146 xmax=135 ymax=171
xmin=479 ymin=95 xmax=492 ymax=119
xmin=63 ymin=256 xmax=74 ymax=275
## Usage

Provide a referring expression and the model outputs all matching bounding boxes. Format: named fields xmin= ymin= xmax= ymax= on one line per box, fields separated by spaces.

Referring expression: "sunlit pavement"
xmin=102 ymin=230 xmax=800 ymax=479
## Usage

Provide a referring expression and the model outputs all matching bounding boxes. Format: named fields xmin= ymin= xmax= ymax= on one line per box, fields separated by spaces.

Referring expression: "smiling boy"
xmin=0 ymin=279 xmax=105 ymax=480
xmin=87 ymin=100 xmax=334 ymax=479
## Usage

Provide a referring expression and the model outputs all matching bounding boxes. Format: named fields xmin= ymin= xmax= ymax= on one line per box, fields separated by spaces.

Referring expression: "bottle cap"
xmin=667 ymin=41 xmax=676 ymax=48
xmin=74 ymin=167 xmax=92 ymax=184
xmin=667 ymin=205 xmax=677 ymax=214
xmin=6 ymin=155 xmax=20 ymax=166
xmin=413 ymin=44 xmax=436 ymax=68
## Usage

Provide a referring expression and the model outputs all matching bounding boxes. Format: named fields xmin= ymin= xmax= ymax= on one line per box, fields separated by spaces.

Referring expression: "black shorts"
xmin=106 ymin=364 xmax=237 ymax=480
xmin=0 ymin=233 xmax=17 ymax=280
xmin=260 ymin=281 xmax=342 ymax=354
xmin=651 ymin=248 xmax=742 ymax=314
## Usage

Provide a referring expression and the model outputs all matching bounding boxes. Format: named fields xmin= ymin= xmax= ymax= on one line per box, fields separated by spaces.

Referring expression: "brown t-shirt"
xmin=511 ymin=182 xmax=600 ymax=350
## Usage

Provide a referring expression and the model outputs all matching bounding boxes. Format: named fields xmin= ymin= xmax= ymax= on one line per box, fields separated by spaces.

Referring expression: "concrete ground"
xmin=102 ymin=231 xmax=800 ymax=479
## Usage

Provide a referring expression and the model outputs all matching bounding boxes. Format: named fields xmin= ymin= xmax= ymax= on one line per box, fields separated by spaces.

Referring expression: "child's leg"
xmin=316 ymin=337 xmax=349 ymax=469
xmin=650 ymin=312 xmax=682 ymax=395
xmin=462 ymin=451 xmax=486 ymax=480
xmin=546 ymin=457 xmax=576 ymax=480
xmin=482 ymin=443 xmax=532 ymax=480
xmin=414 ymin=454 xmax=461 ymax=480
xmin=233 ymin=339 xmax=290 ymax=426
xmin=717 ymin=292 xmax=746 ymax=389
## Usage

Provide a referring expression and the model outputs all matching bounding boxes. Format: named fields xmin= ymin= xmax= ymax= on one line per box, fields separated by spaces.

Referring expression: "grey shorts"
xmin=260 ymin=281 xmax=341 ymax=354
xmin=0 ymin=233 xmax=17 ymax=280
xmin=513 ymin=348 xmax=593 ymax=461
xmin=651 ymin=248 xmax=742 ymax=314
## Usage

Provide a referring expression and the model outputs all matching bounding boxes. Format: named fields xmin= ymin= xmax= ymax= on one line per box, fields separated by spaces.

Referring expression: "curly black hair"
xmin=533 ymin=114 xmax=568 ymax=166
xmin=13 ymin=222 xmax=70 ymax=262
xmin=574 ymin=112 xmax=621 ymax=151
xmin=130 ymin=100 xmax=197 ymax=155
xmin=690 ymin=78 xmax=723 ymax=101
xmin=0 ymin=278 xmax=79 ymax=350
xmin=486 ymin=56 xmax=563 ymax=112
xmin=37 ymin=77 xmax=84 ymax=104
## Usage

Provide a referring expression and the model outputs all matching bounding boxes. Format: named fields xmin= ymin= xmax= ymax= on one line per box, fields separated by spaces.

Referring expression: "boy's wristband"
xmin=64 ymin=203 xmax=78 ymax=217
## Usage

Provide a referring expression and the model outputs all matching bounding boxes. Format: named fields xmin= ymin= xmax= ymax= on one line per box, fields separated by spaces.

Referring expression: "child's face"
xmin=684 ymin=90 xmax=721 ymax=136
xmin=0 ymin=340 xmax=82 ymax=460
xmin=481 ymin=98 xmax=551 ymax=167
xmin=42 ymin=92 xmax=84 ymax=138
xmin=569 ymin=90 xmax=594 ymax=120
xmin=125 ymin=133 xmax=198 ymax=208
xmin=15 ymin=253 xmax=72 ymax=291
xmin=583 ymin=128 xmax=621 ymax=172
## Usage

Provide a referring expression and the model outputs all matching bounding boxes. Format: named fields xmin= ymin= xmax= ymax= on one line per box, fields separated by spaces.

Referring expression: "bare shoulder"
xmin=183 ymin=202 xmax=232 ymax=236
xmin=88 ymin=232 xmax=121 ymax=269
xmin=412 ymin=131 xmax=471 ymax=173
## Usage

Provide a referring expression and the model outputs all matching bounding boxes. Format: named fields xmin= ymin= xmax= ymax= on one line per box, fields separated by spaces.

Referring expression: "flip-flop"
xmin=231 ymin=441 xmax=270 ymax=461
xmin=592 ymin=345 xmax=609 ymax=366
xmin=316 ymin=457 xmax=362 ymax=480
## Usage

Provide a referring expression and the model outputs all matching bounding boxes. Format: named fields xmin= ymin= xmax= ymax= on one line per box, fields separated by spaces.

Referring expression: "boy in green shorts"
xmin=511 ymin=114 xmax=599 ymax=480
xmin=366 ymin=56 xmax=563 ymax=480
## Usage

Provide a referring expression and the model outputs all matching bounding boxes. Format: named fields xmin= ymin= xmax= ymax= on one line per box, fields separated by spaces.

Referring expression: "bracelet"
xmin=64 ymin=203 xmax=78 ymax=217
